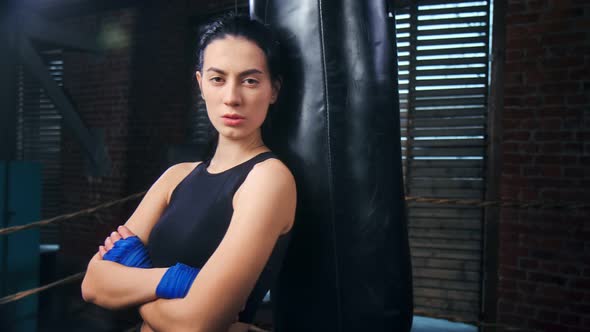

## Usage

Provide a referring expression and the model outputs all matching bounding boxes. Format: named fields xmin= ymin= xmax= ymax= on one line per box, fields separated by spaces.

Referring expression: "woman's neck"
xmin=208 ymin=132 xmax=268 ymax=171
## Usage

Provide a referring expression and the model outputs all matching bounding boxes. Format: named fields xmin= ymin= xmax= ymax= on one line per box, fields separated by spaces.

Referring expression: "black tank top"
xmin=147 ymin=151 xmax=291 ymax=323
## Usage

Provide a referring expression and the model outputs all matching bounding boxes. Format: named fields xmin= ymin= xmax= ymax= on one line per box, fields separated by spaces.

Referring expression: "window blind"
xmin=16 ymin=49 xmax=64 ymax=244
xmin=393 ymin=0 xmax=491 ymax=322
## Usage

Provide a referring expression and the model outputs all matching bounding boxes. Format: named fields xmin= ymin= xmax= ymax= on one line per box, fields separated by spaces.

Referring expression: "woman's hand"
xmin=98 ymin=225 xmax=137 ymax=258
xmin=81 ymin=163 xmax=198 ymax=309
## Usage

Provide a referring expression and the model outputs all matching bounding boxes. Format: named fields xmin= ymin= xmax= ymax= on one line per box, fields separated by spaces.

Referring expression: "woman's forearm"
xmin=140 ymin=300 xmax=247 ymax=332
xmin=81 ymin=253 xmax=167 ymax=309
xmin=140 ymin=299 xmax=191 ymax=332
xmin=140 ymin=321 xmax=156 ymax=332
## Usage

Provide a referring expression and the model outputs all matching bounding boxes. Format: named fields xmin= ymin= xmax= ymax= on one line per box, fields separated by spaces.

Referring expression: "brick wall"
xmin=59 ymin=0 xmax=193 ymax=269
xmin=497 ymin=0 xmax=590 ymax=331
xmin=125 ymin=0 xmax=192 ymax=196
xmin=60 ymin=8 xmax=139 ymax=268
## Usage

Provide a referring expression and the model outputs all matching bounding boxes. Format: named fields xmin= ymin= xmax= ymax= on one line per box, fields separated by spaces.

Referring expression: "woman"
xmin=81 ymin=13 xmax=296 ymax=332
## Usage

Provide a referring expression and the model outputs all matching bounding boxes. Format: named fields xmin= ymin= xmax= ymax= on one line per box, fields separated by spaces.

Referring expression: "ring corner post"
xmin=1 ymin=161 xmax=41 ymax=332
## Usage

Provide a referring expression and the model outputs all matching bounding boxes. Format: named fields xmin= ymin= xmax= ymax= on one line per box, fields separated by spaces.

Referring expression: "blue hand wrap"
xmin=156 ymin=263 xmax=200 ymax=299
xmin=103 ymin=235 xmax=152 ymax=268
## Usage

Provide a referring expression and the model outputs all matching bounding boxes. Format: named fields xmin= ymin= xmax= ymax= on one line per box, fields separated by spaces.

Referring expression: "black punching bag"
xmin=252 ymin=1 xmax=413 ymax=331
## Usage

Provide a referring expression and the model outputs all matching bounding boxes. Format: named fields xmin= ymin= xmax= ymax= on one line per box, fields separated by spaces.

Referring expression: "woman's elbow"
xmin=80 ymin=260 xmax=118 ymax=309
xmin=81 ymin=279 xmax=121 ymax=310
xmin=81 ymin=260 xmax=98 ymax=303
xmin=80 ymin=276 xmax=95 ymax=303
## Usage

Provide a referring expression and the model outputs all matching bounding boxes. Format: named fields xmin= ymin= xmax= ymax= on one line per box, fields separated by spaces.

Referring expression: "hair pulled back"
xmin=197 ymin=13 xmax=282 ymax=160
xmin=197 ymin=13 xmax=282 ymax=83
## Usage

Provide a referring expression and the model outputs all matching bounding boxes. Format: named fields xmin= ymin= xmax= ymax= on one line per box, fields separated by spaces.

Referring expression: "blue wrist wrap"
xmin=156 ymin=262 xmax=200 ymax=299
xmin=103 ymin=235 xmax=152 ymax=268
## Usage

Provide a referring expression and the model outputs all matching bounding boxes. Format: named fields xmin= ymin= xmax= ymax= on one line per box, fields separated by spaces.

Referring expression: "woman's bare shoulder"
xmin=160 ymin=161 xmax=203 ymax=203
xmin=165 ymin=161 xmax=202 ymax=176
xmin=235 ymin=158 xmax=296 ymax=233
xmin=251 ymin=158 xmax=294 ymax=181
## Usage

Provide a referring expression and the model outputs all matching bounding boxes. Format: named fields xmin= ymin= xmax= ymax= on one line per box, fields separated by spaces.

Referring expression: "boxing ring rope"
xmin=0 ymin=191 xmax=147 ymax=236
xmin=0 ymin=272 xmax=85 ymax=305
xmin=1 ymin=194 xmax=586 ymax=237
xmin=0 ymin=192 xmax=586 ymax=331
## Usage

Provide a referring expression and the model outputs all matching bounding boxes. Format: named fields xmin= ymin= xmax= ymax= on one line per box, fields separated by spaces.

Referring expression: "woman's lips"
xmin=222 ymin=114 xmax=245 ymax=126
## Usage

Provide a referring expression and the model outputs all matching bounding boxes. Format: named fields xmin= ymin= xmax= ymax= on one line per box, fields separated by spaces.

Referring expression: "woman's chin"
xmin=217 ymin=125 xmax=261 ymax=141
xmin=218 ymin=129 xmax=250 ymax=141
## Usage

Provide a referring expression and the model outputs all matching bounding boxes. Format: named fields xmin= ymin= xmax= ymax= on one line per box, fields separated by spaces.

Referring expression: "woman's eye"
xmin=210 ymin=77 xmax=224 ymax=83
xmin=243 ymin=78 xmax=259 ymax=86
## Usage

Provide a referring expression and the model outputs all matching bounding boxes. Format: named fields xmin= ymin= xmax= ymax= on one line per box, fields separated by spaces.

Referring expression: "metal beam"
xmin=0 ymin=7 xmax=19 ymax=161
xmin=19 ymin=38 xmax=111 ymax=175
xmin=36 ymin=0 xmax=141 ymax=20
xmin=22 ymin=12 xmax=101 ymax=52
xmin=482 ymin=0 xmax=507 ymax=329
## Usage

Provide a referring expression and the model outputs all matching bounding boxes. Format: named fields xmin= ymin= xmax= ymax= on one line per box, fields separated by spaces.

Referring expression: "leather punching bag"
xmin=252 ymin=1 xmax=413 ymax=331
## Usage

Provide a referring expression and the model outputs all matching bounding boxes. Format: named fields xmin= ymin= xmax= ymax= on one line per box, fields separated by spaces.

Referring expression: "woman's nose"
xmin=223 ymin=84 xmax=242 ymax=107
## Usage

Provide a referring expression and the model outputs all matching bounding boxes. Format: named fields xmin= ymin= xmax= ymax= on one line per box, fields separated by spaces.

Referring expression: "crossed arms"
xmin=81 ymin=160 xmax=296 ymax=332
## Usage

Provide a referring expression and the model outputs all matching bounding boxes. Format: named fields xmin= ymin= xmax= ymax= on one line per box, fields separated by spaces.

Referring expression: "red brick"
xmin=563 ymin=144 xmax=584 ymax=154
xmin=537 ymin=309 xmax=560 ymax=321
xmin=505 ymin=153 xmax=534 ymax=164
xmin=522 ymin=142 xmax=540 ymax=153
xmin=505 ymin=85 xmax=537 ymax=95
xmin=568 ymin=95 xmax=589 ymax=105
xmin=538 ymin=106 xmax=567 ymax=117
xmin=506 ymin=13 xmax=540 ymax=25
xmin=571 ymin=278 xmax=590 ymax=290
xmin=520 ymin=189 xmax=540 ymax=200
xmin=539 ymin=118 xmax=562 ymax=130
xmin=525 ymin=295 xmax=566 ymax=308
xmin=505 ymin=49 xmax=526 ymax=63
xmin=542 ymin=32 xmax=587 ymax=46
xmin=499 ymin=278 xmax=518 ymax=291
xmin=498 ymin=300 xmax=516 ymax=313
xmin=500 ymin=251 xmax=519 ymax=267
xmin=505 ymin=96 xmax=525 ymax=107
xmin=535 ymin=155 xmax=562 ymax=164
xmin=570 ymin=68 xmax=590 ymax=80
xmin=568 ymin=328 xmax=590 ymax=332
xmin=524 ymin=96 xmax=543 ymax=106
xmin=500 ymin=267 xmax=528 ymax=280
xmin=563 ymin=240 xmax=585 ymax=252
xmin=543 ymin=165 xmax=562 ymax=176
xmin=542 ymin=58 xmax=586 ymax=71
xmin=524 ymin=46 xmax=545 ymax=58
xmin=497 ymin=290 xmax=521 ymax=302
xmin=504 ymin=108 xmax=535 ymax=119
xmin=544 ymin=95 xmax=565 ymax=105
xmin=562 ymin=266 xmax=583 ymax=280
xmin=503 ymin=164 xmax=521 ymax=175
xmin=518 ymin=280 xmax=538 ymax=293
xmin=503 ymin=142 xmax=519 ymax=153
xmin=530 ymin=249 xmax=558 ymax=260
xmin=523 ymin=166 xmax=541 ymax=176
xmin=571 ymin=303 xmax=590 ymax=315
xmin=535 ymin=131 xmax=573 ymax=141
xmin=529 ymin=319 xmax=571 ymax=332
xmin=508 ymin=3 xmax=527 ymax=13
xmin=520 ymin=118 xmax=539 ymax=129
xmin=516 ymin=304 xmax=536 ymax=316
xmin=497 ymin=313 xmax=527 ymax=328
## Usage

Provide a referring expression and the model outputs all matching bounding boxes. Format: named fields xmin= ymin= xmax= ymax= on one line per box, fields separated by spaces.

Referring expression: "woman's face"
xmin=196 ymin=36 xmax=278 ymax=141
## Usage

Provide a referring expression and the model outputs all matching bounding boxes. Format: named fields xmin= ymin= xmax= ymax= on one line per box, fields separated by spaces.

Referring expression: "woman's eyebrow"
xmin=205 ymin=67 xmax=263 ymax=77
xmin=239 ymin=69 xmax=263 ymax=77
xmin=206 ymin=67 xmax=226 ymax=75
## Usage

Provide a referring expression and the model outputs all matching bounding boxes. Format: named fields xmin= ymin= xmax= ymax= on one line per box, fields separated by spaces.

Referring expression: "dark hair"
xmin=197 ymin=13 xmax=282 ymax=160
xmin=197 ymin=12 xmax=282 ymax=83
